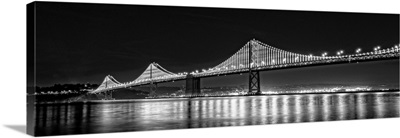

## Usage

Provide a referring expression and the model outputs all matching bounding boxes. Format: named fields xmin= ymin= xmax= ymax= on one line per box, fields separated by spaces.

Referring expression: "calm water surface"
xmin=34 ymin=92 xmax=400 ymax=136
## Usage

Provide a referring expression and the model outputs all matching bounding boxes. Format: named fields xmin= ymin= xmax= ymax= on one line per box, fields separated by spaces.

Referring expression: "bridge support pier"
xmin=186 ymin=75 xmax=201 ymax=96
xmin=105 ymin=90 xmax=114 ymax=100
xmin=96 ymin=90 xmax=114 ymax=100
xmin=149 ymin=82 xmax=158 ymax=97
xmin=249 ymin=71 xmax=261 ymax=95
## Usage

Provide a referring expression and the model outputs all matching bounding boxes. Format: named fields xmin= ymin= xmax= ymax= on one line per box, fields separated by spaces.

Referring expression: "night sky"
xmin=33 ymin=2 xmax=399 ymax=87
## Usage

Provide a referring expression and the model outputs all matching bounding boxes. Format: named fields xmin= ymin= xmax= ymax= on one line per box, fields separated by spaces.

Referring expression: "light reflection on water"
xmin=35 ymin=92 xmax=400 ymax=136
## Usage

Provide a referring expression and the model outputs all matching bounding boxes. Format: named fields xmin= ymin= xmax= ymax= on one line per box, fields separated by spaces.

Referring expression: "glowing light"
xmin=337 ymin=50 xmax=344 ymax=55
xmin=356 ymin=48 xmax=361 ymax=53
xmin=374 ymin=46 xmax=381 ymax=51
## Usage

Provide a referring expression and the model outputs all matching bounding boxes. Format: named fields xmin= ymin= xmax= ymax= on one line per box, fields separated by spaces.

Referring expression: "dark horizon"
xmin=31 ymin=2 xmax=399 ymax=87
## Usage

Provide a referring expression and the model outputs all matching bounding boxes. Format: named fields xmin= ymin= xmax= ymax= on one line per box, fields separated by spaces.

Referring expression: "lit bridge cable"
xmin=89 ymin=39 xmax=400 ymax=95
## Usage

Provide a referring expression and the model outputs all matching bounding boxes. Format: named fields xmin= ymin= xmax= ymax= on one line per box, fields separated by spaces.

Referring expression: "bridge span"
xmin=89 ymin=39 xmax=400 ymax=97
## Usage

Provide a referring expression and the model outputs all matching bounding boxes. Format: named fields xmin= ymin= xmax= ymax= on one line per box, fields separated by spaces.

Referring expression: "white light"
xmin=356 ymin=48 xmax=361 ymax=53
xmin=374 ymin=46 xmax=381 ymax=51
xmin=336 ymin=50 xmax=344 ymax=55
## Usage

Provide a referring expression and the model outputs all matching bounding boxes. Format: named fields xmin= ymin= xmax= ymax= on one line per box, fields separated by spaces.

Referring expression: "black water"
xmin=34 ymin=92 xmax=400 ymax=136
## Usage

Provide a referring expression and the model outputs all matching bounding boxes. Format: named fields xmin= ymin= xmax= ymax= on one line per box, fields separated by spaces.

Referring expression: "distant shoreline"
xmin=32 ymin=89 xmax=399 ymax=105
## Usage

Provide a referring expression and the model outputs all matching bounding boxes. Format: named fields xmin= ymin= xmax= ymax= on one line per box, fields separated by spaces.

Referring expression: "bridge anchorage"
xmin=89 ymin=39 xmax=399 ymax=99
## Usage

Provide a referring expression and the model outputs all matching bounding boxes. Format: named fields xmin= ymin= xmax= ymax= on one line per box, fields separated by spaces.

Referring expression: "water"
xmin=34 ymin=92 xmax=400 ymax=136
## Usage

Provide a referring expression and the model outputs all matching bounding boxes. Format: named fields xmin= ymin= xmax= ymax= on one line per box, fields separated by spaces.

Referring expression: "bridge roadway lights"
xmin=186 ymin=74 xmax=200 ymax=96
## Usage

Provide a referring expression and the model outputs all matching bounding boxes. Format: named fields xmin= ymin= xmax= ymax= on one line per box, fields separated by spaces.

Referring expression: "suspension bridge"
xmin=89 ymin=39 xmax=400 ymax=98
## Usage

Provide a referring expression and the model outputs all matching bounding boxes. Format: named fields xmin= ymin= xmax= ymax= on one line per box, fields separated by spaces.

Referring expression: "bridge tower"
xmin=148 ymin=63 xmax=158 ymax=97
xmin=104 ymin=78 xmax=112 ymax=100
xmin=94 ymin=75 xmax=119 ymax=100
xmin=185 ymin=74 xmax=200 ymax=96
xmin=248 ymin=39 xmax=261 ymax=94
